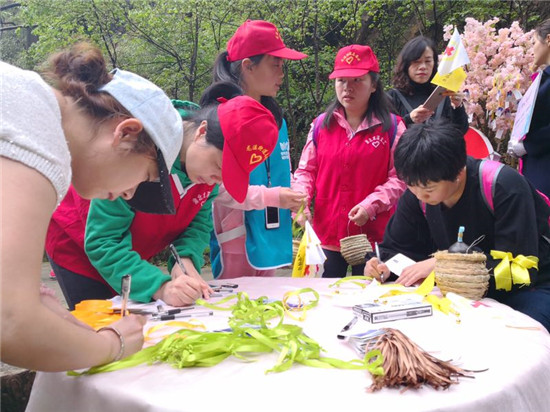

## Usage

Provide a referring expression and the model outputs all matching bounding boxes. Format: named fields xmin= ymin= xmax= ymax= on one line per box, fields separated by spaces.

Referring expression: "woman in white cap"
xmin=0 ymin=42 xmax=181 ymax=371
xmin=0 ymin=42 xmax=276 ymax=371
xmin=209 ymin=20 xmax=307 ymax=279
xmin=293 ymin=45 xmax=406 ymax=278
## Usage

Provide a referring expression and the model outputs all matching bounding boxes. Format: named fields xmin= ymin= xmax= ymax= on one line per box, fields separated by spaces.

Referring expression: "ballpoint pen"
xmin=152 ymin=310 xmax=213 ymax=321
xmin=170 ymin=243 xmax=213 ymax=299
xmin=162 ymin=306 xmax=196 ymax=315
xmin=120 ymin=274 xmax=132 ymax=317
xmin=169 ymin=243 xmax=189 ymax=277
xmin=337 ymin=316 xmax=358 ymax=340
xmin=375 ymin=242 xmax=384 ymax=282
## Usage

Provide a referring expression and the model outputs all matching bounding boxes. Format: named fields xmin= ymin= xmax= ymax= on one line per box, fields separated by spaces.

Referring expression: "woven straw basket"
xmin=434 ymin=251 xmax=490 ymax=300
xmin=340 ymin=234 xmax=372 ymax=266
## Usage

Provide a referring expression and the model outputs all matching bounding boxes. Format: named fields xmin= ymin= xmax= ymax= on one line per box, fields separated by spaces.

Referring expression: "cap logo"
xmin=274 ymin=28 xmax=282 ymax=41
xmin=247 ymin=144 xmax=269 ymax=165
xmin=250 ymin=153 xmax=263 ymax=165
xmin=341 ymin=51 xmax=361 ymax=65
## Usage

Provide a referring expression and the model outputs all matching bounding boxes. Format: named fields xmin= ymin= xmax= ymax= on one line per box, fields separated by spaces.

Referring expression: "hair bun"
xmin=49 ymin=42 xmax=111 ymax=91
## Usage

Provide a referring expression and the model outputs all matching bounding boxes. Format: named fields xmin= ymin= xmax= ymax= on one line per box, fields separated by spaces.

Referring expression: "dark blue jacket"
xmin=523 ymin=66 xmax=550 ymax=198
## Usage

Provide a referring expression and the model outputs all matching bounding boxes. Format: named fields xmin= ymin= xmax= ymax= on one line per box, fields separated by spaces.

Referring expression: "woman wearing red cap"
xmin=209 ymin=20 xmax=307 ymax=279
xmin=293 ymin=45 xmax=406 ymax=278
xmin=45 ymin=82 xmax=279 ymax=310
xmin=388 ymin=36 xmax=468 ymax=134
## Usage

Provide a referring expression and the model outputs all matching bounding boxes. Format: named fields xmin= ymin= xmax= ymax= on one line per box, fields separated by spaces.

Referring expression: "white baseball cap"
xmin=99 ymin=68 xmax=183 ymax=214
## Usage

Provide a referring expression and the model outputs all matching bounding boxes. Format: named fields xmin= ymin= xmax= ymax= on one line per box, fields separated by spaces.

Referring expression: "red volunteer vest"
xmin=313 ymin=117 xmax=394 ymax=248
xmin=46 ymin=179 xmax=214 ymax=284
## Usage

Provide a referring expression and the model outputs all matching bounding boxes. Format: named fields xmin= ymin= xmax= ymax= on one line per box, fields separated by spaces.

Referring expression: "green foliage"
xmin=3 ymin=0 xmax=548 ymax=166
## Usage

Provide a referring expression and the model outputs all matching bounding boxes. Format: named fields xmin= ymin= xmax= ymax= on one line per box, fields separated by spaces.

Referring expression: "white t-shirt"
xmin=0 ymin=61 xmax=71 ymax=203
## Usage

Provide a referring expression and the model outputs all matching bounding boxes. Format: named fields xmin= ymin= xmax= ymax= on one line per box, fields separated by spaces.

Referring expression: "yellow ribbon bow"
xmin=490 ymin=250 xmax=538 ymax=291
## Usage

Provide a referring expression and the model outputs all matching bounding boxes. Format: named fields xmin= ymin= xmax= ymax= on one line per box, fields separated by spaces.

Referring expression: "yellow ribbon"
xmin=425 ymin=295 xmax=459 ymax=316
xmin=282 ymin=288 xmax=319 ymax=321
xmin=328 ymin=276 xmax=372 ymax=289
xmin=490 ymin=250 xmax=538 ymax=291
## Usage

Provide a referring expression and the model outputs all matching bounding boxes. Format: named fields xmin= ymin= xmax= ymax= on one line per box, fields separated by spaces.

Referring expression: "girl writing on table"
xmin=46 ymin=82 xmax=279 ymax=309
xmin=364 ymin=120 xmax=550 ymax=331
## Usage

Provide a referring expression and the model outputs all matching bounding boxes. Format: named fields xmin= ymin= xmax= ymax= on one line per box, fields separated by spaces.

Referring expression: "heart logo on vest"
xmin=372 ymin=141 xmax=380 ymax=148
xmin=249 ymin=153 xmax=263 ymax=165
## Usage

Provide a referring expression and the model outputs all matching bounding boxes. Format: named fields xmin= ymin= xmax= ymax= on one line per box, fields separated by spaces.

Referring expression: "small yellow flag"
xmin=431 ymin=67 xmax=467 ymax=92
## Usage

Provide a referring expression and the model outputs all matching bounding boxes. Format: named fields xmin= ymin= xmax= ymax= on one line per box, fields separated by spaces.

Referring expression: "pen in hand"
xmin=375 ymin=242 xmax=384 ymax=282
xmin=169 ymin=243 xmax=188 ymax=277
xmin=120 ymin=274 xmax=132 ymax=317
xmin=169 ymin=243 xmax=212 ymax=299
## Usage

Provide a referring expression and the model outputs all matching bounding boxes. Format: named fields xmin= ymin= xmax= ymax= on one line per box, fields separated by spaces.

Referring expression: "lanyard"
xmin=265 ymin=158 xmax=271 ymax=188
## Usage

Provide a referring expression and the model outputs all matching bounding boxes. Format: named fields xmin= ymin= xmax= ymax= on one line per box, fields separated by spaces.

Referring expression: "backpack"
xmin=421 ymin=159 xmax=550 ymax=227
xmin=311 ymin=112 xmax=399 ymax=148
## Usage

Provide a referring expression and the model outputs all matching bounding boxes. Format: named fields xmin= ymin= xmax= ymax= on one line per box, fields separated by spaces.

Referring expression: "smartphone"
xmin=265 ymin=207 xmax=280 ymax=229
xmin=423 ymin=86 xmax=446 ymax=112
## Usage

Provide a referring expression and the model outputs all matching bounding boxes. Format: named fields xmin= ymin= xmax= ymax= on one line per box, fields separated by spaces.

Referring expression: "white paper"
xmin=304 ymin=220 xmax=327 ymax=265
xmin=384 ymin=253 xmax=416 ymax=277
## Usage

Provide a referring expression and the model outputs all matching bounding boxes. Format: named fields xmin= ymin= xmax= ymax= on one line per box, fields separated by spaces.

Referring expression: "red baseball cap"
xmin=226 ymin=20 xmax=307 ymax=62
xmin=329 ymin=45 xmax=380 ymax=79
xmin=218 ymin=96 xmax=279 ymax=202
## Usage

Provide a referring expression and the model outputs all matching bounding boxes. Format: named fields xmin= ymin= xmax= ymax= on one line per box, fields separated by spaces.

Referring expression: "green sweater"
xmin=84 ymin=160 xmax=218 ymax=302
xmin=84 ymin=100 xmax=217 ymax=302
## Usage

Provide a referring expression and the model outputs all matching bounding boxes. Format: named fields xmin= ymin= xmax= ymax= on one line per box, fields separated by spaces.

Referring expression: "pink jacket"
xmin=211 ymin=185 xmax=284 ymax=278
xmin=292 ymin=109 xmax=406 ymax=250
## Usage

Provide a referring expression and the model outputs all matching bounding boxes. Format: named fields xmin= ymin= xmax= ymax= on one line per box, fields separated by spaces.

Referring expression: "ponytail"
xmin=189 ymin=81 xmax=246 ymax=151
xmin=212 ymin=51 xmax=282 ymax=128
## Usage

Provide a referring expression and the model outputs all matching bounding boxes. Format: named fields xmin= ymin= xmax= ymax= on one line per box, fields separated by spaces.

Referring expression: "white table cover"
xmin=27 ymin=277 xmax=550 ymax=412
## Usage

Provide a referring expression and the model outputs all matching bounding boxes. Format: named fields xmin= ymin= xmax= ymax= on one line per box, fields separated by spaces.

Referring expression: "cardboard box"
xmin=352 ymin=301 xmax=432 ymax=324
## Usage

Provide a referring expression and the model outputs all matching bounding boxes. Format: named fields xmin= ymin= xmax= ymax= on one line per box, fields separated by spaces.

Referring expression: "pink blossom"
xmin=449 ymin=18 xmax=534 ymax=147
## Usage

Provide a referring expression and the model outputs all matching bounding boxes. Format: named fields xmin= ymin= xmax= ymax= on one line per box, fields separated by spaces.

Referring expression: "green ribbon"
xmin=291 ymin=203 xmax=306 ymax=238
xmin=68 ymin=290 xmax=385 ymax=377
xmin=329 ymin=276 xmax=372 ymax=289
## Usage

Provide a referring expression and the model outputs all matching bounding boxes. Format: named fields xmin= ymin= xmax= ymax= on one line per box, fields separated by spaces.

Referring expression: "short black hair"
xmin=394 ymin=120 xmax=466 ymax=186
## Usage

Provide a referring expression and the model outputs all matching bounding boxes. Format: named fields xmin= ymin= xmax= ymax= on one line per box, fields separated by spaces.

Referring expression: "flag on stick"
xmin=432 ymin=28 xmax=470 ymax=92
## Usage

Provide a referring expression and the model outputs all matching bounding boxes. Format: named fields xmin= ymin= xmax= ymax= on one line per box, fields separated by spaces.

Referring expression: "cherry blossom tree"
xmin=448 ymin=18 xmax=534 ymax=157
